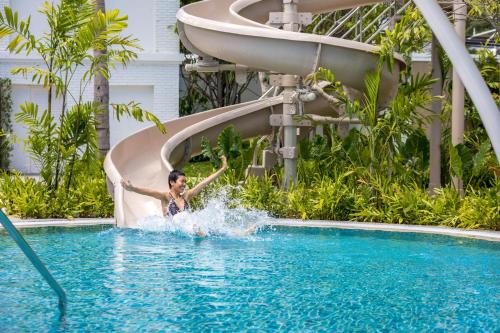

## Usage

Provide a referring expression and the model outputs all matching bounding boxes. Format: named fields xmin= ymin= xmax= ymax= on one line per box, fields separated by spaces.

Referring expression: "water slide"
xmin=104 ymin=0 xmax=499 ymax=228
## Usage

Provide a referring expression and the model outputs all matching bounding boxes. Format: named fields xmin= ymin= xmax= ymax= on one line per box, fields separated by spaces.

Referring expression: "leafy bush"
xmin=237 ymin=175 xmax=286 ymax=217
xmin=0 ymin=164 xmax=113 ymax=219
xmin=224 ymin=167 xmax=499 ymax=230
xmin=200 ymin=125 xmax=257 ymax=180
xmin=0 ymin=78 xmax=12 ymax=170
xmin=0 ymin=1 xmax=164 ymax=191
xmin=457 ymin=185 xmax=500 ymax=230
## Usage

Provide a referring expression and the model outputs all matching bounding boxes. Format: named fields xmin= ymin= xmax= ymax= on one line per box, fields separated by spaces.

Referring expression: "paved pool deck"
xmin=2 ymin=217 xmax=499 ymax=242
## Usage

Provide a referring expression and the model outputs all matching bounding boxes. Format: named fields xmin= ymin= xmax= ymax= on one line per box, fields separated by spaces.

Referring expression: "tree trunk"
xmin=428 ymin=34 xmax=442 ymax=196
xmin=94 ymin=0 xmax=110 ymax=157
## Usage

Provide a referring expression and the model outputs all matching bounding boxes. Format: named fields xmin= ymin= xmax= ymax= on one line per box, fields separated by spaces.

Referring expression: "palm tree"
xmin=94 ymin=0 xmax=110 ymax=157
xmin=0 ymin=0 xmax=165 ymax=189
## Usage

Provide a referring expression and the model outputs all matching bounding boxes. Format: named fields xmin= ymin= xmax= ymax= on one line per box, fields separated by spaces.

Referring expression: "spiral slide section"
xmin=108 ymin=0 xmax=469 ymax=228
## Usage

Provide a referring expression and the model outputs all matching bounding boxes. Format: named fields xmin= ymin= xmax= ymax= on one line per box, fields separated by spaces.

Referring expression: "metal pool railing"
xmin=0 ymin=210 xmax=67 ymax=312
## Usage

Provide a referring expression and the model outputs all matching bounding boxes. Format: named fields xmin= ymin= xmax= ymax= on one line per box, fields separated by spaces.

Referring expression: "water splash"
xmin=137 ymin=188 xmax=271 ymax=237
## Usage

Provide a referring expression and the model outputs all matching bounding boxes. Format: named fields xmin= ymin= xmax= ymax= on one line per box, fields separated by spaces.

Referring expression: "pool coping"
xmin=1 ymin=217 xmax=499 ymax=242
xmin=269 ymin=220 xmax=500 ymax=242
xmin=2 ymin=218 xmax=115 ymax=229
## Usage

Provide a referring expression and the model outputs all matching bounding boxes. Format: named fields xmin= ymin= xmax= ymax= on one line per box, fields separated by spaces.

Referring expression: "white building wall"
xmin=0 ymin=0 xmax=182 ymax=173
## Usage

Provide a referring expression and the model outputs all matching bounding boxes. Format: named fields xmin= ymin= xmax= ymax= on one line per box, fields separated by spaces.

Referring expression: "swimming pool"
xmin=0 ymin=225 xmax=499 ymax=332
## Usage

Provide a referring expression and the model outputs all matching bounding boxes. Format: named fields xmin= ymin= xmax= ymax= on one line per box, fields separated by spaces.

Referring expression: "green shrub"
xmin=309 ymin=176 xmax=355 ymax=221
xmin=0 ymin=166 xmax=113 ymax=219
xmin=419 ymin=188 xmax=461 ymax=227
xmin=0 ymin=78 xmax=13 ymax=171
xmin=225 ymin=165 xmax=499 ymax=230
xmin=458 ymin=185 xmax=500 ymax=230
xmin=286 ymin=184 xmax=311 ymax=219
xmin=0 ymin=172 xmax=50 ymax=217
xmin=238 ymin=176 xmax=286 ymax=217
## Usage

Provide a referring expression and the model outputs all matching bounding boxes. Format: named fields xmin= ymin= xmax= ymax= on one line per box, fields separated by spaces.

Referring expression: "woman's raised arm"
xmin=185 ymin=156 xmax=228 ymax=201
xmin=120 ymin=179 xmax=167 ymax=200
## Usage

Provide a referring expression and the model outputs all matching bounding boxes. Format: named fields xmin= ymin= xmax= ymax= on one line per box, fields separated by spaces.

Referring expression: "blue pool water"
xmin=0 ymin=224 xmax=499 ymax=332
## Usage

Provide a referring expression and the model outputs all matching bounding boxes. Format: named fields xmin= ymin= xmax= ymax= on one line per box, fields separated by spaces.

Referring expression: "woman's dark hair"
xmin=168 ymin=170 xmax=186 ymax=188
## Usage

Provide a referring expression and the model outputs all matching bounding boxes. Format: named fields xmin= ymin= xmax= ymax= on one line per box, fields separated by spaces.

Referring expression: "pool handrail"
xmin=0 ymin=210 xmax=67 ymax=312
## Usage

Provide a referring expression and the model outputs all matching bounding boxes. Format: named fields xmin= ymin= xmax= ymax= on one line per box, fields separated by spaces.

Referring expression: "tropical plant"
xmin=236 ymin=175 xmax=286 ymax=217
xmin=224 ymin=167 xmax=499 ymax=230
xmin=0 ymin=163 xmax=113 ymax=219
xmin=0 ymin=78 xmax=13 ymax=170
xmin=441 ymin=47 xmax=500 ymax=188
xmin=465 ymin=0 xmax=499 ymax=40
xmin=0 ymin=0 xmax=165 ymax=190
xmin=378 ymin=5 xmax=431 ymax=67
xmin=185 ymin=3 xmax=500 ymax=231
xmin=200 ymin=125 xmax=255 ymax=180
xmin=306 ymin=66 xmax=434 ymax=184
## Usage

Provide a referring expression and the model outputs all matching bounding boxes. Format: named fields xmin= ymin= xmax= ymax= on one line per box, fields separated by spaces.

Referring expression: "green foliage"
xmin=465 ymin=0 xmax=499 ymax=42
xmin=0 ymin=0 xmax=164 ymax=193
xmin=457 ymin=184 xmax=500 ymax=230
xmin=200 ymin=125 xmax=254 ymax=180
xmin=183 ymin=160 xmax=214 ymax=178
xmin=16 ymin=102 xmax=57 ymax=184
xmin=201 ymin=136 xmax=220 ymax=168
xmin=0 ymin=163 xmax=113 ymax=218
xmin=309 ymin=175 xmax=356 ymax=221
xmin=305 ymin=67 xmax=435 ymax=184
xmin=230 ymin=170 xmax=499 ymax=230
xmin=15 ymin=101 xmax=102 ymax=189
xmin=475 ymin=48 xmax=500 ymax=100
xmin=179 ymin=80 xmax=208 ymax=116
xmin=218 ymin=57 xmax=498 ymax=230
xmin=0 ymin=78 xmax=13 ymax=170
xmin=434 ymin=45 xmax=499 ymax=188
xmin=112 ymin=102 xmax=166 ymax=134
xmin=378 ymin=5 xmax=431 ymax=66
xmin=449 ymin=141 xmax=498 ymax=188
xmin=217 ymin=125 xmax=243 ymax=160
xmin=180 ymin=66 xmax=257 ymax=116
xmin=237 ymin=176 xmax=286 ymax=217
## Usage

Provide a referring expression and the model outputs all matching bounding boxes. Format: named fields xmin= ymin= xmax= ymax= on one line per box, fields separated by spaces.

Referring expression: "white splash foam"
xmin=136 ymin=188 xmax=271 ymax=237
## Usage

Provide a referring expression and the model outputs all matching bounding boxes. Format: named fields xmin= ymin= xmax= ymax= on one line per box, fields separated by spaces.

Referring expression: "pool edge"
xmin=1 ymin=218 xmax=115 ymax=229
xmin=2 ymin=217 xmax=499 ymax=242
xmin=269 ymin=220 xmax=500 ymax=242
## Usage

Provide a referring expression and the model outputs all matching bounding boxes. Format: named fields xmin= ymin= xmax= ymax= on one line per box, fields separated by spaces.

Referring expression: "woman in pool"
xmin=121 ymin=156 xmax=256 ymax=236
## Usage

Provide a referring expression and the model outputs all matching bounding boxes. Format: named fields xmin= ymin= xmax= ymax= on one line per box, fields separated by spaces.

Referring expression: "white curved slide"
xmin=106 ymin=0 xmax=498 ymax=228
xmin=105 ymin=0 xmax=405 ymax=228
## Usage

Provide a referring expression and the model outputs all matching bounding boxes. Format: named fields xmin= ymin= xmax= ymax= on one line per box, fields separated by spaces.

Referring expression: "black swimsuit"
xmin=167 ymin=193 xmax=190 ymax=216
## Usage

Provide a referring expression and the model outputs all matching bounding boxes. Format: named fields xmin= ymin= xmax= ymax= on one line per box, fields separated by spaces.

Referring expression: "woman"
xmin=121 ymin=156 xmax=228 ymax=218
xmin=121 ymin=156 xmax=256 ymax=236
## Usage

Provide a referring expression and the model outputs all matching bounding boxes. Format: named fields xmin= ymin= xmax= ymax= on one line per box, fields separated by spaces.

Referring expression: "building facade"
xmin=0 ymin=0 xmax=182 ymax=173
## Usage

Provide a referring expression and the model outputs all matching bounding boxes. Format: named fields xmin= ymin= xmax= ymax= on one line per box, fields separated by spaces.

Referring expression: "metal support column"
xmin=451 ymin=0 xmax=467 ymax=196
xmin=282 ymin=79 xmax=298 ymax=189
xmin=282 ymin=0 xmax=299 ymax=189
